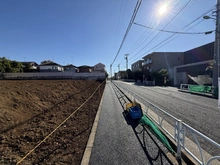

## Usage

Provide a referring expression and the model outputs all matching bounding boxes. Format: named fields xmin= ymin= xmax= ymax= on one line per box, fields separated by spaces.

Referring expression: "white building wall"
xmin=93 ymin=63 xmax=105 ymax=72
xmin=39 ymin=65 xmax=64 ymax=71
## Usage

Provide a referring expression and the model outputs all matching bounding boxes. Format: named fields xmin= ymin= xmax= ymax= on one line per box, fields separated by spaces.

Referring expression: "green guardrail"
xmin=139 ymin=115 xmax=175 ymax=154
xmin=189 ymin=85 xmax=212 ymax=93
xmin=213 ymin=87 xmax=218 ymax=98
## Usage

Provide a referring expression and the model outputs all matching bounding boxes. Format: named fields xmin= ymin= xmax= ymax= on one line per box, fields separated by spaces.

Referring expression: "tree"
xmin=158 ymin=69 xmax=169 ymax=86
xmin=0 ymin=57 xmax=12 ymax=73
xmin=0 ymin=57 xmax=23 ymax=73
xmin=126 ymin=69 xmax=133 ymax=79
xmin=40 ymin=60 xmax=54 ymax=65
xmin=151 ymin=72 xmax=163 ymax=85
xmin=0 ymin=62 xmax=4 ymax=73
xmin=105 ymin=71 xmax=109 ymax=78
xmin=206 ymin=60 xmax=214 ymax=77
xmin=158 ymin=69 xmax=169 ymax=77
xmin=133 ymin=70 xmax=143 ymax=82
xmin=10 ymin=61 xmax=23 ymax=73
xmin=142 ymin=68 xmax=151 ymax=81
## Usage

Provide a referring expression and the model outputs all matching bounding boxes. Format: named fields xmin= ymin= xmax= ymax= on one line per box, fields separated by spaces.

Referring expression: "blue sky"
xmin=0 ymin=0 xmax=216 ymax=74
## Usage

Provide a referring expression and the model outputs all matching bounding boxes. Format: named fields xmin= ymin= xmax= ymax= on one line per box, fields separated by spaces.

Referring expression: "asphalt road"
xmin=112 ymin=80 xmax=220 ymax=156
xmin=89 ymin=81 xmax=175 ymax=165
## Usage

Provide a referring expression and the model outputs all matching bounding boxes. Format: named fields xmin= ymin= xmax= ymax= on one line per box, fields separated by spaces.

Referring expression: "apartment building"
xmin=142 ymin=52 xmax=184 ymax=81
xmin=174 ymin=42 xmax=214 ymax=86
xmin=131 ymin=60 xmax=144 ymax=72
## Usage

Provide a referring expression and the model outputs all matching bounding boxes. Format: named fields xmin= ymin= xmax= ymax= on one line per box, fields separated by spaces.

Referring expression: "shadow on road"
xmin=122 ymin=111 xmax=176 ymax=165
xmin=112 ymin=82 xmax=179 ymax=165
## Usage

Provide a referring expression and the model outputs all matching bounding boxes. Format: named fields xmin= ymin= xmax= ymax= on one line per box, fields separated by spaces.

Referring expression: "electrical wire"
xmin=111 ymin=0 xmax=142 ymax=66
xmin=129 ymin=5 xmax=216 ymax=64
xmin=134 ymin=22 xmax=214 ymax=34
xmin=118 ymin=0 xmax=183 ymax=66
xmin=113 ymin=0 xmax=128 ymax=54
xmin=153 ymin=19 xmax=208 ymax=51
xmin=128 ymin=0 xmax=191 ymax=63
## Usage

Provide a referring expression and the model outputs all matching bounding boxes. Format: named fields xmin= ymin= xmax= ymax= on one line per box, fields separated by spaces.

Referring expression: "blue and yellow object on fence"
xmin=126 ymin=101 xmax=175 ymax=153
xmin=126 ymin=101 xmax=143 ymax=120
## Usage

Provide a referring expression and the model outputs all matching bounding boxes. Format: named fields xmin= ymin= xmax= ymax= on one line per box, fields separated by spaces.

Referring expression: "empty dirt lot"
xmin=0 ymin=79 xmax=105 ymax=165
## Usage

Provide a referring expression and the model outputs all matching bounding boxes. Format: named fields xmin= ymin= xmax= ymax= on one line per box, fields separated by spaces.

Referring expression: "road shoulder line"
xmin=80 ymin=86 xmax=105 ymax=165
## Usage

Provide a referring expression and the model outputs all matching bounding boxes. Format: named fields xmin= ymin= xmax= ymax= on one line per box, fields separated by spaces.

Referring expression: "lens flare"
xmin=159 ymin=4 xmax=167 ymax=15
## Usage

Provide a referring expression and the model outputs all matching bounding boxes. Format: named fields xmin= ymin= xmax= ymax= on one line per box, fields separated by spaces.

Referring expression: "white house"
xmin=93 ymin=63 xmax=105 ymax=72
xmin=39 ymin=62 xmax=64 ymax=72
xmin=63 ymin=64 xmax=78 ymax=73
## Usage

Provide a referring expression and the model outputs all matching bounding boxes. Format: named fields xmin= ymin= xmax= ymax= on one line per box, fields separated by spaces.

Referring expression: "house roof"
xmin=63 ymin=64 xmax=76 ymax=67
xmin=94 ymin=63 xmax=105 ymax=67
xmin=142 ymin=52 xmax=183 ymax=59
xmin=78 ymin=65 xmax=92 ymax=68
xmin=132 ymin=60 xmax=144 ymax=65
xmin=39 ymin=62 xmax=62 ymax=66
xmin=20 ymin=61 xmax=38 ymax=65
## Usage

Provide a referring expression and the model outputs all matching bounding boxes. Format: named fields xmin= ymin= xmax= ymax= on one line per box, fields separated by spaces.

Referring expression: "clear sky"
xmin=0 ymin=0 xmax=216 ymax=75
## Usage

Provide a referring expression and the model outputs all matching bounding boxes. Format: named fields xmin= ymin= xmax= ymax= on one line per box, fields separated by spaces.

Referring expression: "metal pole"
xmin=125 ymin=54 xmax=129 ymax=79
xmin=110 ymin=64 xmax=112 ymax=80
xmin=213 ymin=22 xmax=217 ymax=87
xmin=125 ymin=54 xmax=129 ymax=70
xmin=217 ymin=0 xmax=220 ymax=89
xmin=176 ymin=120 xmax=182 ymax=160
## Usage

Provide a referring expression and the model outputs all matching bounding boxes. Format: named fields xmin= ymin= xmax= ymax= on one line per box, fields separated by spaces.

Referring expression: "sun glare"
xmin=159 ymin=4 xmax=167 ymax=15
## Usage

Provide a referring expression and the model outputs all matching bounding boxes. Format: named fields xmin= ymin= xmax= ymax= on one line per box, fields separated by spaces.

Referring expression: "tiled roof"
xmin=40 ymin=62 xmax=62 ymax=66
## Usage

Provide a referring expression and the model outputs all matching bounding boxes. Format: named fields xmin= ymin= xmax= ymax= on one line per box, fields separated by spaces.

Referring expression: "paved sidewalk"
xmin=83 ymin=81 xmax=175 ymax=165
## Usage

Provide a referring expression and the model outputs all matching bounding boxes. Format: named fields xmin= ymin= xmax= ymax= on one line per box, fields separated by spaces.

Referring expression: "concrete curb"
xmin=178 ymin=89 xmax=216 ymax=99
xmin=80 ymin=88 xmax=104 ymax=165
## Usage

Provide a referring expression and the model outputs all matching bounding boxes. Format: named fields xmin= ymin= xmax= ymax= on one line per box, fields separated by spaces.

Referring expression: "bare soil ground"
xmin=0 ymin=80 xmax=105 ymax=165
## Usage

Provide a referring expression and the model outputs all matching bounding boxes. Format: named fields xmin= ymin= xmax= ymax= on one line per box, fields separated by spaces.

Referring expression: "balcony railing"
xmin=142 ymin=59 xmax=152 ymax=66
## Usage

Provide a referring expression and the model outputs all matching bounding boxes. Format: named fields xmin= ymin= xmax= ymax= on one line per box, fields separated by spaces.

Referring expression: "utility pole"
xmin=213 ymin=0 xmax=220 ymax=95
xmin=110 ymin=64 xmax=112 ymax=80
xmin=217 ymin=0 xmax=220 ymax=87
xmin=217 ymin=0 xmax=220 ymax=102
xmin=124 ymin=54 xmax=129 ymax=71
xmin=124 ymin=54 xmax=129 ymax=79
xmin=118 ymin=64 xmax=120 ymax=72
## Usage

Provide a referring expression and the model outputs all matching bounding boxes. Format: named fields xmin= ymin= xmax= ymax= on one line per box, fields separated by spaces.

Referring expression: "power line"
xmin=126 ymin=0 xmax=182 ymax=56
xmin=129 ymin=5 xmax=216 ymax=64
xmin=151 ymin=19 xmax=208 ymax=51
xmin=134 ymin=22 xmax=214 ymax=34
xmin=119 ymin=0 xmax=191 ymax=65
xmin=113 ymin=0 xmax=128 ymax=54
xmin=111 ymin=0 xmax=142 ymax=66
xmin=128 ymin=0 xmax=191 ymax=62
xmin=126 ymin=1 xmax=183 ymax=57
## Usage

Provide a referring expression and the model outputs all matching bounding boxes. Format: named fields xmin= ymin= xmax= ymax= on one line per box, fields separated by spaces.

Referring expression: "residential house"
xmin=78 ymin=65 xmax=92 ymax=73
xmin=116 ymin=70 xmax=127 ymax=79
xmin=39 ymin=62 xmax=64 ymax=72
xmin=63 ymin=64 xmax=78 ymax=73
xmin=131 ymin=60 xmax=144 ymax=72
xmin=142 ymin=52 xmax=184 ymax=82
xmin=93 ymin=63 xmax=105 ymax=72
xmin=21 ymin=61 xmax=38 ymax=72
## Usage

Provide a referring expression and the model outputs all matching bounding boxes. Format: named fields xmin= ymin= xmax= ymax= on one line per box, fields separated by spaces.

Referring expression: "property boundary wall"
xmin=2 ymin=72 xmax=106 ymax=80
